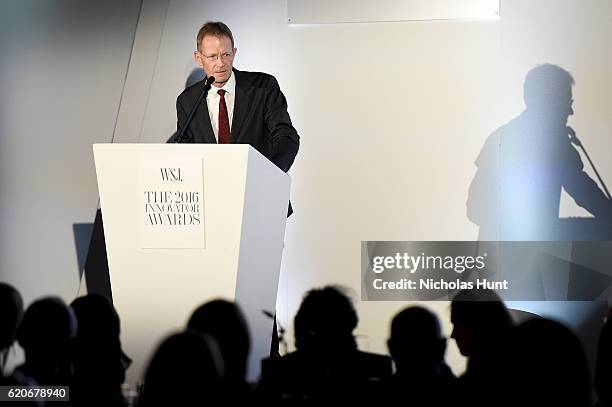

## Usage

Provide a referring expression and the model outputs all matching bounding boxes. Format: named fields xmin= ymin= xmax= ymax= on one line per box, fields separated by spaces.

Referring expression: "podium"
xmin=93 ymin=143 xmax=290 ymax=383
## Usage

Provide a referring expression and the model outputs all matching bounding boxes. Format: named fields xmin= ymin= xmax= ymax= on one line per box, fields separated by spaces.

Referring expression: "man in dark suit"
xmin=176 ymin=21 xmax=299 ymax=175
xmin=259 ymin=286 xmax=392 ymax=402
xmin=177 ymin=23 xmax=296 ymax=352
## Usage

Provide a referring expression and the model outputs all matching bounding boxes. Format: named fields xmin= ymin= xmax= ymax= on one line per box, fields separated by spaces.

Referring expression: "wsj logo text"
xmin=160 ymin=168 xmax=183 ymax=182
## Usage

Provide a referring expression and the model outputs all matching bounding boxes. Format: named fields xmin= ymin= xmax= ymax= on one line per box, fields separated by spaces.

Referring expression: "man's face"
xmin=558 ymin=88 xmax=574 ymax=125
xmin=528 ymin=87 xmax=574 ymax=127
xmin=194 ymin=34 xmax=236 ymax=87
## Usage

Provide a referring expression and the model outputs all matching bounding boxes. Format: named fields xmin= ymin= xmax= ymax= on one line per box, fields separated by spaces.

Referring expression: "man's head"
xmin=523 ymin=64 xmax=575 ymax=125
xmin=388 ymin=306 xmax=446 ymax=371
xmin=194 ymin=22 xmax=237 ymax=87
xmin=17 ymin=297 xmax=76 ymax=363
xmin=450 ymin=289 xmax=512 ymax=357
xmin=0 ymin=283 xmax=23 ymax=352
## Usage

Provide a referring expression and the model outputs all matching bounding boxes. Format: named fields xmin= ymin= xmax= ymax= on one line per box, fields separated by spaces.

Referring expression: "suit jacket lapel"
xmin=232 ymin=69 xmax=248 ymax=144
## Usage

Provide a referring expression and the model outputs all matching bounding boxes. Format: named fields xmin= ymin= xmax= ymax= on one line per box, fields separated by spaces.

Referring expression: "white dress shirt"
xmin=206 ymin=73 xmax=236 ymax=142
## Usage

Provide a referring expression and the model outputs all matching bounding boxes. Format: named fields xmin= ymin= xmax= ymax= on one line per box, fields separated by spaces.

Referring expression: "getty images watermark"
xmin=361 ymin=241 xmax=612 ymax=301
xmin=370 ymin=250 xmax=507 ymax=290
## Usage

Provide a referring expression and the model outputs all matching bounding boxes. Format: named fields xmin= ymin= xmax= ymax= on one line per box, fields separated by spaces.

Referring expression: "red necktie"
xmin=218 ymin=89 xmax=230 ymax=144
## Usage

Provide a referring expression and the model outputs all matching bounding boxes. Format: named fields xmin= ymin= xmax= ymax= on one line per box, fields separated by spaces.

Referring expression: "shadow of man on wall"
xmin=466 ymin=64 xmax=612 ymax=241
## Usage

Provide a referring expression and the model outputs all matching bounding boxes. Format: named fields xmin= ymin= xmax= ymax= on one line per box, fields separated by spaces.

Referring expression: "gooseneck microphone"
xmin=175 ymin=75 xmax=215 ymax=143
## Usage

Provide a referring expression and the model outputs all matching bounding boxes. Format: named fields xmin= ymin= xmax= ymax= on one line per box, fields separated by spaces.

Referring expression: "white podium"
xmin=93 ymin=143 xmax=290 ymax=383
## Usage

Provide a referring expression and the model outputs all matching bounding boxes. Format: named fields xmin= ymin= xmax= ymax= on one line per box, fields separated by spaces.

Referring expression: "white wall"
xmin=0 ymin=1 xmax=141 ymax=301
xmin=0 ymin=0 xmax=141 ymax=369
xmin=2 ymin=0 xmax=612 ymax=385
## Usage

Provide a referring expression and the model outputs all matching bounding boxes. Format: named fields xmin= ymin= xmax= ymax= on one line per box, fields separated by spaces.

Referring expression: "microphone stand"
xmin=263 ymin=310 xmax=287 ymax=356
xmin=175 ymin=75 xmax=214 ymax=143
xmin=569 ymin=127 xmax=612 ymax=200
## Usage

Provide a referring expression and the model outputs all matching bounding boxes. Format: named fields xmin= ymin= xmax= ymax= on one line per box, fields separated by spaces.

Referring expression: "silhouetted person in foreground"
xmin=375 ymin=306 xmax=456 ymax=406
xmin=467 ymin=64 xmax=612 ymax=240
xmin=14 ymin=297 xmax=76 ymax=385
xmin=596 ymin=308 xmax=612 ymax=407
xmin=0 ymin=283 xmax=23 ymax=375
xmin=260 ymin=286 xmax=392 ymax=403
xmin=187 ymin=299 xmax=252 ymax=402
xmin=70 ymin=294 xmax=130 ymax=406
xmin=451 ymin=289 xmax=513 ymax=406
xmin=138 ymin=331 xmax=224 ymax=406
xmin=498 ymin=318 xmax=591 ymax=407
xmin=0 ymin=285 xmax=41 ymax=407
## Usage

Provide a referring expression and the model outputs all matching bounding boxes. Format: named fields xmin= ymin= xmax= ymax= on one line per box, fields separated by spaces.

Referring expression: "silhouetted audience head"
xmin=388 ymin=306 xmax=446 ymax=372
xmin=72 ymin=294 xmax=120 ymax=341
xmin=0 ymin=283 xmax=23 ymax=354
xmin=450 ymin=289 xmax=513 ymax=357
xmin=524 ymin=64 xmax=574 ymax=121
xmin=450 ymin=290 xmax=512 ymax=407
xmin=187 ymin=299 xmax=250 ymax=383
xmin=500 ymin=318 xmax=590 ymax=407
xmin=139 ymin=331 xmax=224 ymax=406
xmin=260 ymin=285 xmax=392 ymax=403
xmin=16 ymin=297 xmax=76 ymax=384
xmin=70 ymin=294 xmax=129 ymax=405
xmin=294 ymin=286 xmax=358 ymax=353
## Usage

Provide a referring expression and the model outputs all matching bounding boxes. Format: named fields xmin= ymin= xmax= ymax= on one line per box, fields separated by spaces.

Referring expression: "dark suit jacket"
xmin=176 ymin=68 xmax=299 ymax=173
xmin=260 ymin=350 xmax=392 ymax=402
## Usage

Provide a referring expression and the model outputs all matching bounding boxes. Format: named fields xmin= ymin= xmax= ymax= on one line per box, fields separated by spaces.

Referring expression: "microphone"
xmin=567 ymin=126 xmax=581 ymax=146
xmin=175 ymin=75 xmax=215 ymax=143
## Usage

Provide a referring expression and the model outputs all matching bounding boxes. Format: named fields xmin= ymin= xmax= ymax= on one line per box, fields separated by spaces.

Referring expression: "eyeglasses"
xmin=198 ymin=51 xmax=234 ymax=63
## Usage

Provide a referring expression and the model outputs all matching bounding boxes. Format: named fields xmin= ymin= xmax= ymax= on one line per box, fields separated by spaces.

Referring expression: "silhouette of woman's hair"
xmin=140 ymin=331 xmax=224 ymax=406
xmin=71 ymin=294 xmax=120 ymax=337
xmin=294 ymin=286 xmax=358 ymax=351
xmin=187 ymin=299 xmax=250 ymax=382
